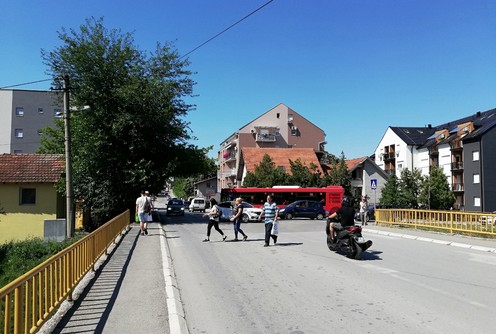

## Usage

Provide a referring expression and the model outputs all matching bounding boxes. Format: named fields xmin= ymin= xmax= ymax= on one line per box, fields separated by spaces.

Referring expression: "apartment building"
xmin=218 ymin=103 xmax=326 ymax=189
xmin=0 ymin=89 xmax=62 ymax=154
xmin=374 ymin=108 xmax=496 ymax=212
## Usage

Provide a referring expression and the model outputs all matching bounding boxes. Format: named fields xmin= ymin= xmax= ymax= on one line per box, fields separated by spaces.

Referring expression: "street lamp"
xmin=62 ymin=75 xmax=90 ymax=238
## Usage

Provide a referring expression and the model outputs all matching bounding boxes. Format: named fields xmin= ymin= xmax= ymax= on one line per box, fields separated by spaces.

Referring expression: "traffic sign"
xmin=370 ymin=179 xmax=377 ymax=190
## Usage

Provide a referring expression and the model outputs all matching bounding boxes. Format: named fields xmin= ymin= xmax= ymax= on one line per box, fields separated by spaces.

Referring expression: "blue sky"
xmin=1 ymin=0 xmax=495 ymax=159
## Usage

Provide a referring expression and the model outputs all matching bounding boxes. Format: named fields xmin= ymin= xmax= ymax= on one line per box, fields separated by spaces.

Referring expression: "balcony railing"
xmin=383 ymin=152 xmax=395 ymax=160
xmin=255 ymin=133 xmax=276 ymax=142
xmin=452 ymin=183 xmax=464 ymax=192
xmin=451 ymin=162 xmax=463 ymax=171
xmin=385 ymin=168 xmax=395 ymax=175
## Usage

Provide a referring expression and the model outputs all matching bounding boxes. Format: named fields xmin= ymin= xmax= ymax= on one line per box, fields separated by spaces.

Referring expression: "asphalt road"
xmin=164 ymin=212 xmax=496 ymax=334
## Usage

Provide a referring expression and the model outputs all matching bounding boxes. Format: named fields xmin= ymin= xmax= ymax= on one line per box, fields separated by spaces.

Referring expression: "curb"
xmin=365 ymin=229 xmax=496 ymax=253
xmin=159 ymin=225 xmax=189 ymax=334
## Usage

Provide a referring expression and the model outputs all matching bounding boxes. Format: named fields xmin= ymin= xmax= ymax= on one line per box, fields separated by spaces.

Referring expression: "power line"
xmin=180 ymin=0 xmax=275 ymax=59
xmin=0 ymin=78 xmax=53 ymax=89
xmin=2 ymin=1 xmax=276 ymax=88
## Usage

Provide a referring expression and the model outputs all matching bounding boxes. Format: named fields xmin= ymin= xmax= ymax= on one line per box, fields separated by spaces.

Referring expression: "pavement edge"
xmin=159 ymin=224 xmax=189 ymax=334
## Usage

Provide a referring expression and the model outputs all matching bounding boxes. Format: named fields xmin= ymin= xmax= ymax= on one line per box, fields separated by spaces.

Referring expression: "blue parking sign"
xmin=370 ymin=179 xmax=377 ymax=190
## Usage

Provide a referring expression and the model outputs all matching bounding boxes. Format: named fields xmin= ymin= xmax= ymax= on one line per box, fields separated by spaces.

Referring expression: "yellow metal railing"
xmin=376 ymin=209 xmax=496 ymax=237
xmin=0 ymin=210 xmax=130 ymax=334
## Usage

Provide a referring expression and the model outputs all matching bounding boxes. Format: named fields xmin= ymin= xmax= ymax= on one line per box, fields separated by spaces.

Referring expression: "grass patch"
xmin=0 ymin=234 xmax=86 ymax=288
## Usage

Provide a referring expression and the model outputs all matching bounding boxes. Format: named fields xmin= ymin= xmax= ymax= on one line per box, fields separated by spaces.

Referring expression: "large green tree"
xmin=398 ymin=168 xmax=424 ymax=208
xmin=419 ymin=166 xmax=455 ymax=210
xmin=380 ymin=174 xmax=400 ymax=208
xmin=288 ymin=159 xmax=321 ymax=187
xmin=322 ymin=152 xmax=351 ymax=194
xmin=40 ymin=17 xmax=212 ymax=226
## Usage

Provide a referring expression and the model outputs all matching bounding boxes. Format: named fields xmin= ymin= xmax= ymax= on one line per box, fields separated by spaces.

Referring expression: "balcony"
xmin=452 ymin=183 xmax=464 ymax=192
xmin=255 ymin=133 xmax=276 ymax=142
xmin=383 ymin=152 xmax=396 ymax=161
xmin=223 ymin=151 xmax=236 ymax=162
xmin=451 ymin=162 xmax=463 ymax=171
xmin=429 ymin=146 xmax=438 ymax=155
xmin=451 ymin=139 xmax=463 ymax=151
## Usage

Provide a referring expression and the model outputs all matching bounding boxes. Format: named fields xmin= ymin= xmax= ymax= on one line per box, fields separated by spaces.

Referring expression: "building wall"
xmin=438 ymin=144 xmax=452 ymax=176
xmin=0 ymin=183 xmax=62 ymax=243
xmin=362 ymin=161 xmax=386 ymax=205
xmin=0 ymin=90 xmax=62 ymax=154
xmin=374 ymin=128 xmax=402 ymax=175
xmin=463 ymin=140 xmax=481 ymax=212
xmin=218 ymin=104 xmax=325 ymax=190
xmin=417 ymin=148 xmax=430 ymax=176
xmin=481 ymin=127 xmax=496 ymax=211
xmin=0 ymin=90 xmax=14 ymax=153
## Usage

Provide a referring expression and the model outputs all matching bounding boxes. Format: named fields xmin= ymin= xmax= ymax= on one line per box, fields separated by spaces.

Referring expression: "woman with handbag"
xmin=230 ymin=197 xmax=248 ymax=241
xmin=202 ymin=198 xmax=227 ymax=242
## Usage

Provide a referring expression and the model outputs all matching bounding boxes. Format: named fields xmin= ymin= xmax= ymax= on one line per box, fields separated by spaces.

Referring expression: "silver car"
xmin=218 ymin=201 xmax=263 ymax=223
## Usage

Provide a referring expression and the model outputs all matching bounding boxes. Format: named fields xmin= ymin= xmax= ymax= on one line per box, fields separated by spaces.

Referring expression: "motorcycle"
xmin=326 ymin=217 xmax=373 ymax=260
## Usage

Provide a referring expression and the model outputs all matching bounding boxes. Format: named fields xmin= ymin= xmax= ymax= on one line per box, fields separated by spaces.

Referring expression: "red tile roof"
xmin=242 ymin=148 xmax=323 ymax=175
xmin=0 ymin=154 xmax=65 ymax=183
xmin=345 ymin=157 xmax=368 ymax=171
xmin=321 ymin=156 xmax=368 ymax=173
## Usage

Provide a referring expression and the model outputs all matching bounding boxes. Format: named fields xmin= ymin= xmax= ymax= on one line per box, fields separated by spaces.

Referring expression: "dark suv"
xmin=278 ymin=200 xmax=327 ymax=220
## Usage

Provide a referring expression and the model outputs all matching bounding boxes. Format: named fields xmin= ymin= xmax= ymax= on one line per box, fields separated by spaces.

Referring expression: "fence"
xmin=376 ymin=209 xmax=496 ymax=237
xmin=0 ymin=210 xmax=130 ymax=334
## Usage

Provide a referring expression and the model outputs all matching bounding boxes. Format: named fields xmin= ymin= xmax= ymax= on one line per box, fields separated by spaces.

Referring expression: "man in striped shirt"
xmin=258 ymin=195 xmax=279 ymax=247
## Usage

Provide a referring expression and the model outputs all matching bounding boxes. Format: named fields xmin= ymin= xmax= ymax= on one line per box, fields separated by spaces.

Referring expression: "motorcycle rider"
xmin=327 ymin=196 xmax=356 ymax=242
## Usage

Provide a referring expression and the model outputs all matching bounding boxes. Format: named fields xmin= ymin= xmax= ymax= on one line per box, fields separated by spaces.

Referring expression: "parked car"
xmin=354 ymin=205 xmax=376 ymax=222
xmin=188 ymin=198 xmax=206 ymax=212
xmin=217 ymin=201 xmax=263 ymax=222
xmin=479 ymin=211 xmax=496 ymax=225
xmin=278 ymin=200 xmax=327 ymax=220
xmin=166 ymin=199 xmax=185 ymax=216
xmin=217 ymin=201 xmax=234 ymax=221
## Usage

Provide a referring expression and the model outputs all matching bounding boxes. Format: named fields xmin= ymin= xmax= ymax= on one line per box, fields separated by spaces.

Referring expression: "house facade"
xmin=0 ymin=154 xmax=65 ymax=244
xmin=374 ymin=108 xmax=496 ymax=212
xmin=218 ymin=103 xmax=326 ymax=189
xmin=192 ymin=176 xmax=218 ymax=200
xmin=0 ymin=89 xmax=63 ymax=154
xmin=345 ymin=156 xmax=388 ymax=205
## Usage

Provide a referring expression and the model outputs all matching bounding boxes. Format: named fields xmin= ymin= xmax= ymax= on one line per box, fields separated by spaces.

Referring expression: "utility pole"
xmin=63 ymin=75 xmax=74 ymax=238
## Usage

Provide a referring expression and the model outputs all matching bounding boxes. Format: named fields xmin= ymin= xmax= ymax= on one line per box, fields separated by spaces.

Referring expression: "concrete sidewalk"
xmin=39 ymin=194 xmax=181 ymax=334
xmin=40 ymin=223 xmax=170 ymax=334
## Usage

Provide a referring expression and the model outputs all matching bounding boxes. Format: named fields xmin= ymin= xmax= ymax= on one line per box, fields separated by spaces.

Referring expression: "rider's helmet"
xmin=341 ymin=196 xmax=353 ymax=207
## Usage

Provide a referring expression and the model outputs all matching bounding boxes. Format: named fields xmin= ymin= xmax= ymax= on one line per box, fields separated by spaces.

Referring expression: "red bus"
xmin=220 ymin=186 xmax=344 ymax=214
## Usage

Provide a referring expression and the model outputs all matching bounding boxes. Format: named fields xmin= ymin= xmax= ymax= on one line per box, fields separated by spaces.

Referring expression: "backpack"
xmin=144 ymin=199 xmax=152 ymax=213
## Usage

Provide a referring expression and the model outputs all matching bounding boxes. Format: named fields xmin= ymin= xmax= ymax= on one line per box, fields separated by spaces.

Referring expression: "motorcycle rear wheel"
xmin=350 ymin=239 xmax=362 ymax=260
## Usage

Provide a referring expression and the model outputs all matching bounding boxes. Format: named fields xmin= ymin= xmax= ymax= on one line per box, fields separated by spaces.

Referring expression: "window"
xmin=14 ymin=149 xmax=23 ymax=154
xmin=472 ymin=151 xmax=479 ymax=161
xmin=38 ymin=107 xmax=44 ymax=114
xmin=15 ymin=129 xmax=23 ymax=138
xmin=54 ymin=109 xmax=63 ymax=118
xmin=20 ymin=188 xmax=36 ymax=205
xmin=473 ymin=174 xmax=480 ymax=184
xmin=474 ymin=197 xmax=481 ymax=207
xmin=16 ymin=107 xmax=24 ymax=116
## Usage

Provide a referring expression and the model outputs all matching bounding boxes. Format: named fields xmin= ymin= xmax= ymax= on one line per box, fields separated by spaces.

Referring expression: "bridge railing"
xmin=376 ymin=209 xmax=496 ymax=237
xmin=0 ymin=210 xmax=130 ymax=334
